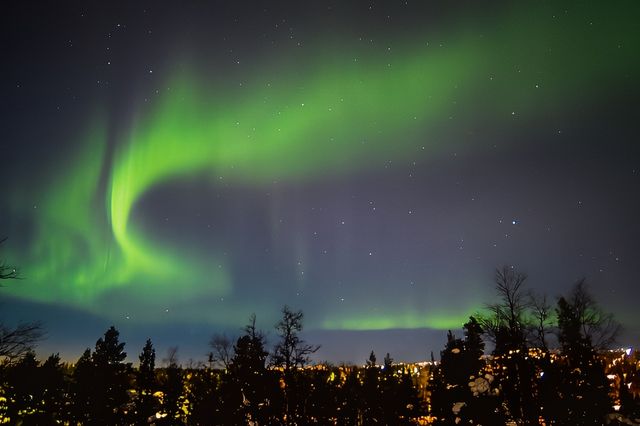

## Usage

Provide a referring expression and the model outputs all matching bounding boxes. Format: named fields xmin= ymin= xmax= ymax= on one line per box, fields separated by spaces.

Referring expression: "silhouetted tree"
xmin=478 ymin=267 xmax=538 ymax=423
xmin=383 ymin=352 xmax=393 ymax=369
xmin=430 ymin=318 xmax=504 ymax=425
xmin=159 ymin=346 xmax=184 ymax=424
xmin=232 ymin=316 xmax=268 ymax=375
xmin=429 ymin=331 xmax=466 ymax=424
xmin=70 ymin=348 xmax=93 ymax=423
xmin=0 ymin=238 xmax=18 ymax=281
xmin=380 ymin=353 xmax=398 ymax=424
xmin=0 ymin=322 xmax=43 ymax=362
xmin=3 ymin=352 xmax=68 ymax=423
xmin=393 ymin=366 xmax=427 ymax=425
xmin=136 ymin=338 xmax=158 ymax=423
xmin=0 ymin=242 xmax=46 ymax=422
xmin=0 ymin=238 xmax=43 ymax=362
xmin=530 ymin=291 xmax=562 ymax=424
xmin=220 ymin=314 xmax=277 ymax=424
xmin=561 ymin=278 xmax=621 ymax=350
xmin=272 ymin=306 xmax=319 ymax=424
xmin=529 ymin=291 xmax=553 ymax=351
xmin=480 ymin=266 xmax=530 ymax=352
xmin=209 ymin=333 xmax=233 ymax=370
xmin=378 ymin=353 xmax=416 ymax=424
xmin=90 ymin=326 xmax=132 ymax=424
xmin=463 ymin=316 xmax=484 ymax=373
xmin=367 ymin=350 xmax=376 ymax=367
xmin=272 ymin=306 xmax=320 ymax=373
xmin=440 ymin=331 xmax=467 ymax=386
xmin=35 ymin=353 xmax=67 ymax=423
xmin=3 ymin=350 xmax=40 ymax=422
xmin=362 ymin=350 xmax=383 ymax=423
xmin=553 ymin=281 xmax=613 ymax=425
xmin=0 ymin=269 xmax=632 ymax=425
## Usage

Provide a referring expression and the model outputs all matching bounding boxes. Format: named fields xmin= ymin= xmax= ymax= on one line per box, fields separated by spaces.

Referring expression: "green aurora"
xmin=5 ymin=1 xmax=639 ymax=332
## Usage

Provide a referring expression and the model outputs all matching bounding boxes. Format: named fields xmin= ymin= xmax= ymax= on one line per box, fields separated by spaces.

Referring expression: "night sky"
xmin=2 ymin=1 xmax=639 ymax=364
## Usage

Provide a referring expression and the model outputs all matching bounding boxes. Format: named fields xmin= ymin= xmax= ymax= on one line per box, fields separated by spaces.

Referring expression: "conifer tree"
xmin=136 ymin=338 xmax=158 ymax=423
xmin=91 ymin=326 xmax=131 ymax=424
xmin=70 ymin=348 xmax=93 ymax=423
xmin=39 ymin=353 xmax=66 ymax=423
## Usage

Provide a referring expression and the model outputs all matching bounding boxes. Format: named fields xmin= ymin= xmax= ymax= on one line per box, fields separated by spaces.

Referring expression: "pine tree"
xmin=91 ymin=326 xmax=132 ymax=424
xmin=4 ymin=350 xmax=40 ymax=422
xmin=39 ymin=353 xmax=66 ymax=423
xmin=136 ymin=338 xmax=158 ymax=423
xmin=430 ymin=323 xmax=503 ymax=425
xmin=367 ymin=350 xmax=376 ymax=367
xmin=362 ymin=350 xmax=382 ymax=423
xmin=70 ymin=348 xmax=93 ymax=423
xmin=381 ymin=353 xmax=396 ymax=424
xmin=463 ymin=316 xmax=484 ymax=365
xmin=224 ymin=314 xmax=274 ymax=424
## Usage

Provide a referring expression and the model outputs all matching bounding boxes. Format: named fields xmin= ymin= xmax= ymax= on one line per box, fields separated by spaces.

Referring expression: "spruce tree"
xmin=91 ymin=326 xmax=131 ymax=424
xmin=136 ymin=338 xmax=158 ymax=423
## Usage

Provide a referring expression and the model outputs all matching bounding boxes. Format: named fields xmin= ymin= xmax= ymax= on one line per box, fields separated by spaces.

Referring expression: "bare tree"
xmin=0 ymin=238 xmax=18 ymax=281
xmin=479 ymin=266 xmax=530 ymax=351
xmin=0 ymin=322 xmax=43 ymax=361
xmin=0 ymin=238 xmax=43 ymax=361
xmin=564 ymin=279 xmax=620 ymax=350
xmin=271 ymin=305 xmax=319 ymax=374
xmin=0 ymin=262 xmax=18 ymax=280
xmin=528 ymin=291 xmax=553 ymax=351
xmin=271 ymin=306 xmax=319 ymax=424
xmin=163 ymin=346 xmax=179 ymax=367
xmin=209 ymin=333 xmax=233 ymax=369
xmin=478 ymin=267 xmax=539 ymax=424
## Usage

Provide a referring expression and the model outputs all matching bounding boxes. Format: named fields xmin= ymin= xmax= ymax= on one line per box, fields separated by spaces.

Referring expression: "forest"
xmin=1 ymin=264 xmax=639 ymax=425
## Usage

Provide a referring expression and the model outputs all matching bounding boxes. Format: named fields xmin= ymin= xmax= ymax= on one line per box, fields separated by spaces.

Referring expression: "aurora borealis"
xmin=2 ymin=1 xmax=640 ymax=362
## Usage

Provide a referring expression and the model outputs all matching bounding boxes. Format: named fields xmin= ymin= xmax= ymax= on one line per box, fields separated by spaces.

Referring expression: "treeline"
xmin=430 ymin=267 xmax=639 ymax=425
xmin=1 ymin=268 xmax=639 ymax=425
xmin=0 ymin=306 xmax=425 ymax=425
